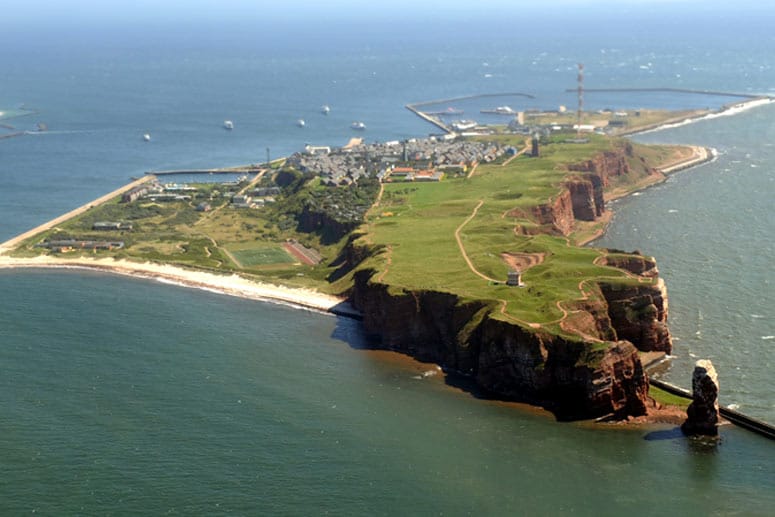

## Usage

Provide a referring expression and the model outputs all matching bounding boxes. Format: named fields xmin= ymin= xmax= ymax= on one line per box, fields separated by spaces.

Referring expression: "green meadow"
xmin=9 ymin=131 xmax=685 ymax=329
xmin=349 ymin=135 xmax=667 ymax=334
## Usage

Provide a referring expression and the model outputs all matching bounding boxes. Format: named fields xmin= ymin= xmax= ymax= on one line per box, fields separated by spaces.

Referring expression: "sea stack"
xmin=681 ymin=359 xmax=720 ymax=437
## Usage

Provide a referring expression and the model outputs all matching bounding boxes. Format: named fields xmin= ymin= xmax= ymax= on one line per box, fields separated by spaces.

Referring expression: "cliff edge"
xmin=340 ymin=137 xmax=676 ymax=420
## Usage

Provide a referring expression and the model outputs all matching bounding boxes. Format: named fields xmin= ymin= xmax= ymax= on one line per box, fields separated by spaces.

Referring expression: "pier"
xmin=406 ymin=92 xmax=537 ymax=134
xmin=563 ymin=87 xmax=768 ymax=99
xmin=405 ymin=104 xmax=452 ymax=133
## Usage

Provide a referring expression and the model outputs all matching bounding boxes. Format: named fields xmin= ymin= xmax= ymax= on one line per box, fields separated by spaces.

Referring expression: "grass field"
xmin=352 ymin=134 xmax=661 ymax=332
xmin=228 ymin=245 xmax=295 ymax=267
xmin=8 ymin=130 xmax=686 ymax=317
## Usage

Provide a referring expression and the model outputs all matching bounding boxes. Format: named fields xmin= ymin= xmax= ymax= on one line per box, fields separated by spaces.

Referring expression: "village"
xmin=286 ymin=136 xmax=508 ymax=186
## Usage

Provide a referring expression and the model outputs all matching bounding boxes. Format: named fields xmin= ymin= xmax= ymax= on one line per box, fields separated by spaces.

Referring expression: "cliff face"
xmin=343 ymin=145 xmax=672 ymax=419
xmin=566 ymin=175 xmax=605 ymax=221
xmin=599 ymin=253 xmax=660 ymax=278
xmin=297 ymin=205 xmax=360 ymax=245
xmin=476 ymin=317 xmax=648 ymax=418
xmin=350 ymin=270 xmax=485 ymax=371
xmin=532 ymin=190 xmax=575 ymax=235
xmin=599 ymin=279 xmax=672 ymax=353
xmin=528 ymin=147 xmax=634 ymax=234
xmin=568 ymin=148 xmax=633 ymax=187
xmin=351 ymin=270 xmax=650 ymax=419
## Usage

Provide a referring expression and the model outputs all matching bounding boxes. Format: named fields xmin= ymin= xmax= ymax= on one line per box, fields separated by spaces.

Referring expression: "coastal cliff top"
xmin=2 ymin=128 xmax=694 ymax=343
xmin=341 ymin=133 xmax=682 ymax=338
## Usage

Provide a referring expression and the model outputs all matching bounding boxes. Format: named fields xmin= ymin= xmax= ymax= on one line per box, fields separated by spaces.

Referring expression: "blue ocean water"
xmin=1 ymin=8 xmax=774 ymax=514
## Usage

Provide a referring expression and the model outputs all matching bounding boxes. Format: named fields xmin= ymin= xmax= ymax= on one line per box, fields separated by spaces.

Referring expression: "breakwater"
xmin=564 ymin=87 xmax=767 ymax=99
xmin=0 ymin=176 xmax=156 ymax=254
xmin=409 ymin=92 xmax=536 ymax=108
xmin=406 ymin=92 xmax=536 ymax=133
xmin=145 ymin=166 xmax=263 ymax=176
xmin=650 ymin=378 xmax=775 ymax=440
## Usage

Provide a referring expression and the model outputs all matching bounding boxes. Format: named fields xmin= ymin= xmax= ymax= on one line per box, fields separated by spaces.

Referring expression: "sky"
xmin=5 ymin=0 xmax=773 ymax=25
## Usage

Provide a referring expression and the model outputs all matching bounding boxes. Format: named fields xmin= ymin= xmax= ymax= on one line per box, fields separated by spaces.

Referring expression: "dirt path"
xmin=465 ymin=162 xmax=480 ymax=179
xmin=376 ymin=245 xmax=393 ymax=283
xmin=500 ymin=138 xmax=531 ymax=166
xmin=194 ymin=168 xmax=269 ymax=227
xmin=454 ymin=200 xmax=499 ymax=282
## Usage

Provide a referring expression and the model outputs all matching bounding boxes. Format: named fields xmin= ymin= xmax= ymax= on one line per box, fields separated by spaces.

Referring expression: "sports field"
xmin=228 ymin=245 xmax=296 ymax=267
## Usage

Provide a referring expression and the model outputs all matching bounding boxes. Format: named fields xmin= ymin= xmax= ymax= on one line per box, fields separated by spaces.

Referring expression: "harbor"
xmin=145 ymin=166 xmax=264 ymax=176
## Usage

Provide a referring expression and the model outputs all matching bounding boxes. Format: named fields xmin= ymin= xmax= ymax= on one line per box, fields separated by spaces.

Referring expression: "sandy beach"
xmin=0 ymin=254 xmax=355 ymax=316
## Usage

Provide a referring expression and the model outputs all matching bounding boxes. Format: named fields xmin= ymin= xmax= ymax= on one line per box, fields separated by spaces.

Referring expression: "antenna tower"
xmin=577 ymin=63 xmax=584 ymax=136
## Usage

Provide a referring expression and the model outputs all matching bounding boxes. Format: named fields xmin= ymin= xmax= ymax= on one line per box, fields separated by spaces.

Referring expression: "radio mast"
xmin=577 ymin=63 xmax=584 ymax=136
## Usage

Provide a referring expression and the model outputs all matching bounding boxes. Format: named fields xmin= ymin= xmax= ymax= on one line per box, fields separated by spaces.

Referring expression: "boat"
xmin=223 ymin=120 xmax=234 ymax=130
xmin=451 ymin=120 xmax=477 ymax=131
xmin=350 ymin=121 xmax=366 ymax=130
xmin=321 ymin=105 xmax=330 ymax=115
xmin=143 ymin=133 xmax=151 ymax=142
xmin=297 ymin=119 xmax=306 ymax=128
xmin=495 ymin=105 xmax=515 ymax=114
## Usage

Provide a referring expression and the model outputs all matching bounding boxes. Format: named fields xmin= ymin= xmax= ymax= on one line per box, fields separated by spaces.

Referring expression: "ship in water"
xmin=350 ymin=121 xmax=366 ymax=130
xmin=451 ymin=120 xmax=477 ymax=131
xmin=223 ymin=120 xmax=234 ymax=130
xmin=480 ymin=106 xmax=517 ymax=115
xmin=321 ymin=105 xmax=330 ymax=115
xmin=297 ymin=119 xmax=306 ymax=128
xmin=143 ymin=133 xmax=151 ymax=142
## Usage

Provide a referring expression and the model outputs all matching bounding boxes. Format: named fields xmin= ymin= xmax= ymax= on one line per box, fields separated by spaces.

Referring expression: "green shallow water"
xmin=1 ymin=270 xmax=773 ymax=515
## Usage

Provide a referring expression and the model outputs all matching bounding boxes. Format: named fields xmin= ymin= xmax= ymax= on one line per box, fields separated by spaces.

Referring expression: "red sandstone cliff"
xmin=525 ymin=145 xmax=639 ymax=235
xmin=350 ymin=269 xmax=651 ymax=419
xmin=341 ymin=145 xmax=672 ymax=420
xmin=598 ymin=279 xmax=672 ymax=353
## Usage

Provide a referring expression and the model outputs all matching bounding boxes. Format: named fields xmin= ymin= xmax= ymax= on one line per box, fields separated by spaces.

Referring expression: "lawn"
xmin=228 ymin=245 xmax=295 ymax=267
xmin=358 ymin=135 xmax=656 ymax=330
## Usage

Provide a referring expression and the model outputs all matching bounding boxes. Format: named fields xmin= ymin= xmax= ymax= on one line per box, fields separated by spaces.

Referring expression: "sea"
xmin=1 ymin=6 xmax=774 ymax=515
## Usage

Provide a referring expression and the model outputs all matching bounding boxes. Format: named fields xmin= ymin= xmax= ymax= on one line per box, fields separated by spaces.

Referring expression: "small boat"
xmin=143 ymin=133 xmax=151 ymax=142
xmin=297 ymin=119 xmax=306 ymax=128
xmin=321 ymin=105 xmax=331 ymax=115
xmin=223 ymin=120 xmax=234 ymax=130
xmin=350 ymin=121 xmax=366 ymax=130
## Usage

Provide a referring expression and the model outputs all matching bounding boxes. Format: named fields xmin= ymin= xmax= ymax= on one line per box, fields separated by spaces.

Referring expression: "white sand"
xmin=0 ymin=255 xmax=352 ymax=315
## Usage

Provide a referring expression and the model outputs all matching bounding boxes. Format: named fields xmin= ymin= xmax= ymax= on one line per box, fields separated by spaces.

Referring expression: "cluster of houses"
xmin=230 ymin=186 xmax=280 ymax=209
xmin=37 ymin=239 xmax=125 ymax=253
xmin=285 ymin=137 xmax=506 ymax=187
xmin=121 ymin=181 xmax=195 ymax=203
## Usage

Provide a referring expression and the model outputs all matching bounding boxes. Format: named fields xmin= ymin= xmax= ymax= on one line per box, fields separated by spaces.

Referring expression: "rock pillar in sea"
xmin=681 ymin=359 xmax=720 ymax=437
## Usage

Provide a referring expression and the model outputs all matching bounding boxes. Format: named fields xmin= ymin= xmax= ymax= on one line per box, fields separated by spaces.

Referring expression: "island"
xmin=1 ymin=101 xmax=740 ymax=422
